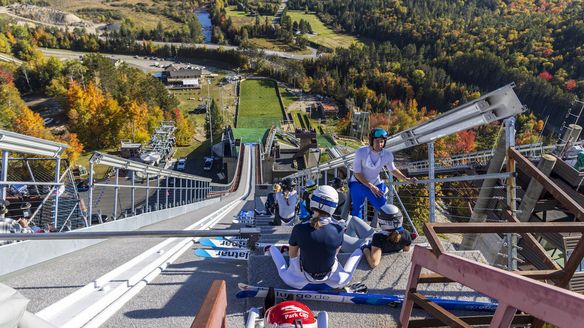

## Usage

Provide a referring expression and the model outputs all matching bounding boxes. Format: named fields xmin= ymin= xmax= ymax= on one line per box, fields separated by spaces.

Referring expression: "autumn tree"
xmin=66 ymin=81 xmax=124 ymax=149
xmin=168 ymin=108 xmax=195 ymax=146
xmin=119 ymin=101 xmax=151 ymax=143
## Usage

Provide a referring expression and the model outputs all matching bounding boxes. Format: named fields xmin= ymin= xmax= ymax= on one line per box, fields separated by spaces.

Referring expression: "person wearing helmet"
xmin=349 ymin=127 xmax=414 ymax=220
xmin=281 ymin=177 xmax=296 ymax=191
xmin=361 ymin=204 xmax=412 ymax=268
xmin=268 ymin=185 xmax=363 ymax=290
xmin=263 ymin=300 xmax=320 ymax=328
xmin=273 ymin=179 xmax=299 ymax=226
xmin=265 ymin=183 xmax=281 ymax=216
xmin=298 ymin=179 xmax=317 ymax=222
xmin=0 ymin=200 xmax=33 ymax=246
xmin=330 ymin=177 xmax=346 ymax=220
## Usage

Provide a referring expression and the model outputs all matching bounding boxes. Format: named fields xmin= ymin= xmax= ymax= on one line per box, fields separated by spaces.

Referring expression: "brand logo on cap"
xmin=280 ymin=305 xmax=310 ymax=319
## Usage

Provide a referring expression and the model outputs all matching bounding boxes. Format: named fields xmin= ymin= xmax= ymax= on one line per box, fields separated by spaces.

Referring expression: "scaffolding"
xmin=139 ymin=121 xmax=176 ymax=166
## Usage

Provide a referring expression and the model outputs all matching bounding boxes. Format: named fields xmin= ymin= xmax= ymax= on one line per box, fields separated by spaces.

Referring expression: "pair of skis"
xmin=237 ymin=283 xmax=497 ymax=312
xmin=233 ymin=210 xmax=255 ymax=225
xmin=200 ymin=237 xmax=286 ymax=249
xmin=194 ymin=237 xmax=289 ymax=261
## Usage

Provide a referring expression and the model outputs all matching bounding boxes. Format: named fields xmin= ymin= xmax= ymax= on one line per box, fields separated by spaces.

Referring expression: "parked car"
xmin=175 ymin=158 xmax=186 ymax=171
xmin=203 ymin=157 xmax=213 ymax=171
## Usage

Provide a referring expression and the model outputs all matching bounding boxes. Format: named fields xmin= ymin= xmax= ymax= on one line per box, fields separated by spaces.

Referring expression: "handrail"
xmin=191 ymin=280 xmax=227 ymax=328
xmin=403 ymin=141 xmax=569 ymax=173
xmin=400 ymin=245 xmax=584 ymax=327
xmin=423 ymin=222 xmax=584 ymax=288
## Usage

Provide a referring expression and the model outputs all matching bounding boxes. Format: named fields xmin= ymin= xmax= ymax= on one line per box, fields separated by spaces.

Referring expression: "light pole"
xmin=207 ymin=79 xmax=213 ymax=155
xmin=221 ymin=85 xmax=225 ymax=126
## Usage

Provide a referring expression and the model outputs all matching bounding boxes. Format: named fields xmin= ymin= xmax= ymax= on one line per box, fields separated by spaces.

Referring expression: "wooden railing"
xmin=191 ymin=280 xmax=227 ymax=328
xmin=401 ymin=148 xmax=584 ymax=327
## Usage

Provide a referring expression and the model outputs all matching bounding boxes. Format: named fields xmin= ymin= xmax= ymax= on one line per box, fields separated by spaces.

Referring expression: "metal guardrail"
xmin=403 ymin=142 xmax=557 ymax=173
xmin=0 ymin=128 xmax=235 ymax=236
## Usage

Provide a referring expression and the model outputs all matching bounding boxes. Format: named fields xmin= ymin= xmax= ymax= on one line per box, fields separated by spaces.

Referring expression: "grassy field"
xmin=336 ymin=138 xmax=364 ymax=149
xmin=43 ymin=0 xmax=183 ymax=31
xmin=233 ymin=128 xmax=268 ymax=144
xmin=286 ymin=10 xmax=360 ymax=49
xmin=248 ymin=38 xmax=313 ymax=55
xmin=317 ymin=135 xmax=335 ymax=148
xmin=289 ymin=111 xmax=312 ymax=130
xmin=280 ymin=88 xmax=298 ymax=108
xmin=225 ymin=6 xmax=273 ymax=28
xmin=170 ymin=78 xmax=238 ymax=129
xmin=238 ymin=79 xmax=283 ymax=128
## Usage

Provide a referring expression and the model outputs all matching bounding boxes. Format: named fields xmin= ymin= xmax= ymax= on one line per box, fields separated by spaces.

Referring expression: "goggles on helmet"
xmin=372 ymin=128 xmax=388 ymax=139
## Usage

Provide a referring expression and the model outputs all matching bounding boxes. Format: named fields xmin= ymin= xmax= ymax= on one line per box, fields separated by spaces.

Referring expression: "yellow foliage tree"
xmin=120 ymin=101 xmax=150 ymax=143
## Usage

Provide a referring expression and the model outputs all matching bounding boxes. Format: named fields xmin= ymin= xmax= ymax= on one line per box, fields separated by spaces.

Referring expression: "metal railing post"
xmin=88 ymin=161 xmax=94 ymax=224
xmin=156 ymin=175 xmax=160 ymax=210
xmin=113 ymin=168 xmax=119 ymax=219
xmin=146 ymin=173 xmax=150 ymax=212
xmin=25 ymin=160 xmax=40 ymax=195
xmin=173 ymin=177 xmax=176 ymax=207
xmin=179 ymin=178 xmax=183 ymax=205
xmin=131 ymin=171 xmax=136 ymax=215
xmin=1 ymin=150 xmax=8 ymax=201
xmin=165 ymin=177 xmax=169 ymax=209
xmin=53 ymin=157 xmax=61 ymax=229
xmin=191 ymin=179 xmax=194 ymax=203
xmin=505 ymin=117 xmax=518 ymax=271
xmin=195 ymin=180 xmax=198 ymax=201
xmin=429 ymin=142 xmax=436 ymax=223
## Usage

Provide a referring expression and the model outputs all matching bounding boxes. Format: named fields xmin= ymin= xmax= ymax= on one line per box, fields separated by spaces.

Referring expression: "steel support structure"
xmin=1 ymin=150 xmax=8 ymax=201
xmin=88 ymin=161 xmax=94 ymax=223
xmin=53 ymin=157 xmax=61 ymax=229
xmin=428 ymin=142 xmax=436 ymax=223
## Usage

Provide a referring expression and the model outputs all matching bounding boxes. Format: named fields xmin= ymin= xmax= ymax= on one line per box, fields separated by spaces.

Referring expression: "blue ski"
xmin=195 ymin=248 xmax=250 ymax=260
xmin=236 ymin=284 xmax=497 ymax=312
xmin=200 ymin=238 xmax=287 ymax=250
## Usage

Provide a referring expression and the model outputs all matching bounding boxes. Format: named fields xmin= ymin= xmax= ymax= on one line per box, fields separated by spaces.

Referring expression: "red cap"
xmin=264 ymin=301 xmax=317 ymax=328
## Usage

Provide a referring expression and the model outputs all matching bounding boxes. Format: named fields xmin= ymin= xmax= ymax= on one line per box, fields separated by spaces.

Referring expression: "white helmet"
xmin=378 ymin=204 xmax=403 ymax=230
xmin=310 ymin=185 xmax=338 ymax=215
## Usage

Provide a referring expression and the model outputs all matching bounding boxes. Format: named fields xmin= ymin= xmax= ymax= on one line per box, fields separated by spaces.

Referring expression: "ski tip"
xmin=194 ymin=249 xmax=209 ymax=257
xmin=199 ymin=238 xmax=214 ymax=247
xmin=238 ymin=282 xmax=249 ymax=290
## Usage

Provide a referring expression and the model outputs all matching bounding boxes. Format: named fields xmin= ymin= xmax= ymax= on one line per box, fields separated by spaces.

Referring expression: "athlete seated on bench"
xmin=361 ymin=204 xmax=412 ymax=269
xmin=269 ymin=185 xmax=363 ymax=290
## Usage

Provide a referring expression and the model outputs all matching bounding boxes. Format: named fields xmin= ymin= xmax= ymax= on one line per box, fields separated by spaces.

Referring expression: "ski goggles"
xmin=305 ymin=184 xmax=318 ymax=192
xmin=371 ymin=129 xmax=388 ymax=139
